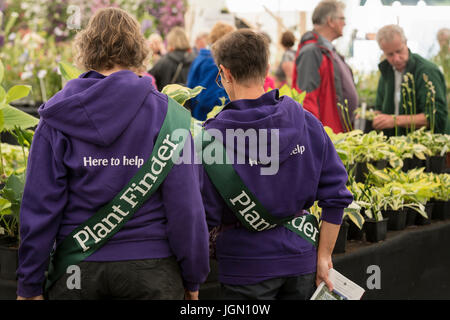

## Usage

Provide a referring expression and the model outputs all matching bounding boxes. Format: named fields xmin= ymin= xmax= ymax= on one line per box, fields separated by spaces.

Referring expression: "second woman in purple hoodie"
xmin=17 ymin=8 xmax=209 ymax=300
xmin=200 ymin=29 xmax=353 ymax=300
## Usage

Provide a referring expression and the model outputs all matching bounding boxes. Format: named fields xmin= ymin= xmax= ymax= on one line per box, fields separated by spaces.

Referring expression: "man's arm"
xmin=372 ymin=112 xmax=428 ymax=130
xmin=316 ymin=220 xmax=340 ymax=291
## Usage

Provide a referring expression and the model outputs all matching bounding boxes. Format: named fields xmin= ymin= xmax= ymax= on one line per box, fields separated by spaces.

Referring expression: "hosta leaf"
xmin=5 ymin=85 xmax=32 ymax=104
xmin=59 ymin=61 xmax=82 ymax=81
xmin=1 ymin=104 xmax=39 ymax=130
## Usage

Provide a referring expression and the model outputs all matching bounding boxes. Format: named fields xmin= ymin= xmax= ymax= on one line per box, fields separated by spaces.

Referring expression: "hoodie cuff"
xmin=184 ymin=281 xmax=200 ymax=292
xmin=17 ymin=281 xmax=43 ymax=298
xmin=321 ymin=207 xmax=344 ymax=225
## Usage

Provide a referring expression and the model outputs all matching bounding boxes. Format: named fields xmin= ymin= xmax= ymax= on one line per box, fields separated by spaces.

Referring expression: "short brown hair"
xmin=312 ymin=0 xmax=346 ymax=26
xmin=74 ymin=8 xmax=149 ymax=71
xmin=208 ymin=21 xmax=235 ymax=45
xmin=281 ymin=30 xmax=295 ymax=48
xmin=212 ymin=29 xmax=269 ymax=84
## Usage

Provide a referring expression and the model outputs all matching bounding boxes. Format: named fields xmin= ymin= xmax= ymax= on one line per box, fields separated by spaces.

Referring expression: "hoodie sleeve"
xmin=316 ymin=127 xmax=353 ymax=225
xmin=17 ymin=124 xmax=68 ymax=298
xmin=161 ymin=134 xmax=210 ymax=292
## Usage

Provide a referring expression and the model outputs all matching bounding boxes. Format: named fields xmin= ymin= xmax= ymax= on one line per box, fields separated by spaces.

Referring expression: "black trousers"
xmin=47 ymin=256 xmax=184 ymax=300
xmin=220 ymin=273 xmax=316 ymax=300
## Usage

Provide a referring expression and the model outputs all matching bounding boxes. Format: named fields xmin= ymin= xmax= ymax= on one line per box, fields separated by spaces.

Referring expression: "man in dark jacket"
xmin=373 ymin=24 xmax=448 ymax=136
xmin=293 ymin=0 xmax=358 ymax=134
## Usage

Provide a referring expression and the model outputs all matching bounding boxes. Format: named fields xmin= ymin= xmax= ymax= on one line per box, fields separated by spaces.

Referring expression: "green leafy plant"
xmin=338 ymin=99 xmax=353 ymax=132
xmin=365 ymin=164 xmax=441 ymax=218
xmin=401 ymin=72 xmax=416 ymax=134
xmin=59 ymin=61 xmax=82 ymax=83
xmin=266 ymin=84 xmax=306 ymax=105
xmin=0 ymin=58 xmax=39 ymax=241
xmin=423 ymin=74 xmax=437 ymax=134
xmin=161 ymin=84 xmax=204 ymax=107
xmin=307 ymin=200 xmax=364 ymax=230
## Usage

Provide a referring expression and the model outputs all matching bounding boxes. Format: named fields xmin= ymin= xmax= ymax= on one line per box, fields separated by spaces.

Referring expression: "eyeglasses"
xmin=215 ymin=68 xmax=223 ymax=88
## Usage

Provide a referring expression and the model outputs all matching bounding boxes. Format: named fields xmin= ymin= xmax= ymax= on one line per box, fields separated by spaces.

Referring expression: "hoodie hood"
xmin=38 ymin=70 xmax=153 ymax=146
xmin=204 ymin=89 xmax=306 ymax=166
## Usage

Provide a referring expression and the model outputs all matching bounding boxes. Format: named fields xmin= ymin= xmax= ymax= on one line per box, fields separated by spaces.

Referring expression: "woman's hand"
xmin=184 ymin=290 xmax=199 ymax=300
xmin=17 ymin=295 xmax=44 ymax=300
xmin=316 ymin=255 xmax=334 ymax=291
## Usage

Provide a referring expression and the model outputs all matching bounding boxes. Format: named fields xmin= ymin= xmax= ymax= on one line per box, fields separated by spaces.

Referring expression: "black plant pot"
xmin=0 ymin=237 xmax=18 ymax=281
xmin=405 ymin=208 xmax=418 ymax=226
xmin=333 ymin=221 xmax=349 ymax=254
xmin=402 ymin=157 xmax=426 ymax=172
xmin=347 ymin=221 xmax=364 ymax=241
xmin=426 ymin=156 xmax=446 ymax=174
xmin=354 ymin=162 xmax=368 ymax=183
xmin=431 ymin=200 xmax=450 ymax=220
xmin=371 ymin=159 xmax=388 ymax=170
xmin=382 ymin=209 xmax=407 ymax=231
xmin=415 ymin=202 xmax=434 ymax=225
xmin=364 ymin=218 xmax=388 ymax=243
xmin=363 ymin=119 xmax=373 ymax=133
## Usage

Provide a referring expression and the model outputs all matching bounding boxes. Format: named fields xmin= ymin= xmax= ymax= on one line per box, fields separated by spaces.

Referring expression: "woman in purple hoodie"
xmin=200 ymin=29 xmax=353 ymax=299
xmin=16 ymin=8 xmax=209 ymax=300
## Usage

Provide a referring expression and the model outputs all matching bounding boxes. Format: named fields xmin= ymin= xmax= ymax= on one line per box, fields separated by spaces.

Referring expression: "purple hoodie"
xmin=200 ymin=89 xmax=353 ymax=285
xmin=17 ymin=70 xmax=210 ymax=297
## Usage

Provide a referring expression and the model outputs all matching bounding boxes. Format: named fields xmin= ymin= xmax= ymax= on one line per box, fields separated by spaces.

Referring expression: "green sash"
xmin=196 ymin=129 xmax=319 ymax=247
xmin=45 ymin=97 xmax=191 ymax=291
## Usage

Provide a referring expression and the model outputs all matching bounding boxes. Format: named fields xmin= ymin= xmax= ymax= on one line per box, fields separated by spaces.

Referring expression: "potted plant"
xmin=351 ymin=181 xmax=388 ymax=243
xmin=426 ymin=134 xmax=449 ymax=173
xmin=0 ymin=59 xmax=39 ymax=293
xmin=361 ymin=189 xmax=388 ymax=243
xmin=406 ymin=128 xmax=449 ymax=174
xmin=379 ymin=189 xmax=407 ymax=231
xmin=429 ymin=173 xmax=450 ymax=220
xmin=343 ymin=201 xmax=365 ymax=242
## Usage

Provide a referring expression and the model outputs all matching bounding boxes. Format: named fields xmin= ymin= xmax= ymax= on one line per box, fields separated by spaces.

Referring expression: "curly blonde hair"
xmin=74 ymin=8 xmax=149 ymax=72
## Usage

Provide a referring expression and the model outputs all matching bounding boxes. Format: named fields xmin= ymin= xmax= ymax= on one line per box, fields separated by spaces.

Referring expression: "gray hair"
xmin=376 ymin=24 xmax=407 ymax=46
xmin=312 ymin=0 xmax=346 ymax=26
xmin=437 ymin=28 xmax=450 ymax=41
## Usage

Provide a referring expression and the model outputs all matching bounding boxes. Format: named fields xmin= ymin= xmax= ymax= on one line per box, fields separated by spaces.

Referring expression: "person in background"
xmin=187 ymin=21 xmax=235 ymax=120
xmin=434 ymin=27 xmax=449 ymax=73
xmin=274 ymin=30 xmax=296 ymax=88
xmin=373 ymin=24 xmax=448 ymax=136
xmin=192 ymin=31 xmax=209 ymax=56
xmin=148 ymin=33 xmax=166 ymax=67
xmin=293 ymin=0 xmax=358 ymax=134
xmin=16 ymin=8 xmax=209 ymax=300
xmin=201 ymin=29 xmax=353 ymax=300
xmin=149 ymin=26 xmax=196 ymax=91
xmin=433 ymin=27 xmax=450 ymax=134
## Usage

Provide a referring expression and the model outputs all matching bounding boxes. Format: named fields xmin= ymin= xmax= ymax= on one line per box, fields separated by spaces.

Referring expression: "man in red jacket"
xmin=293 ymin=0 xmax=358 ymax=134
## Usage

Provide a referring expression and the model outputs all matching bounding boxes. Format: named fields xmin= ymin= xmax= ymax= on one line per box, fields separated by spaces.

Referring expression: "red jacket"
xmin=292 ymin=31 xmax=346 ymax=133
